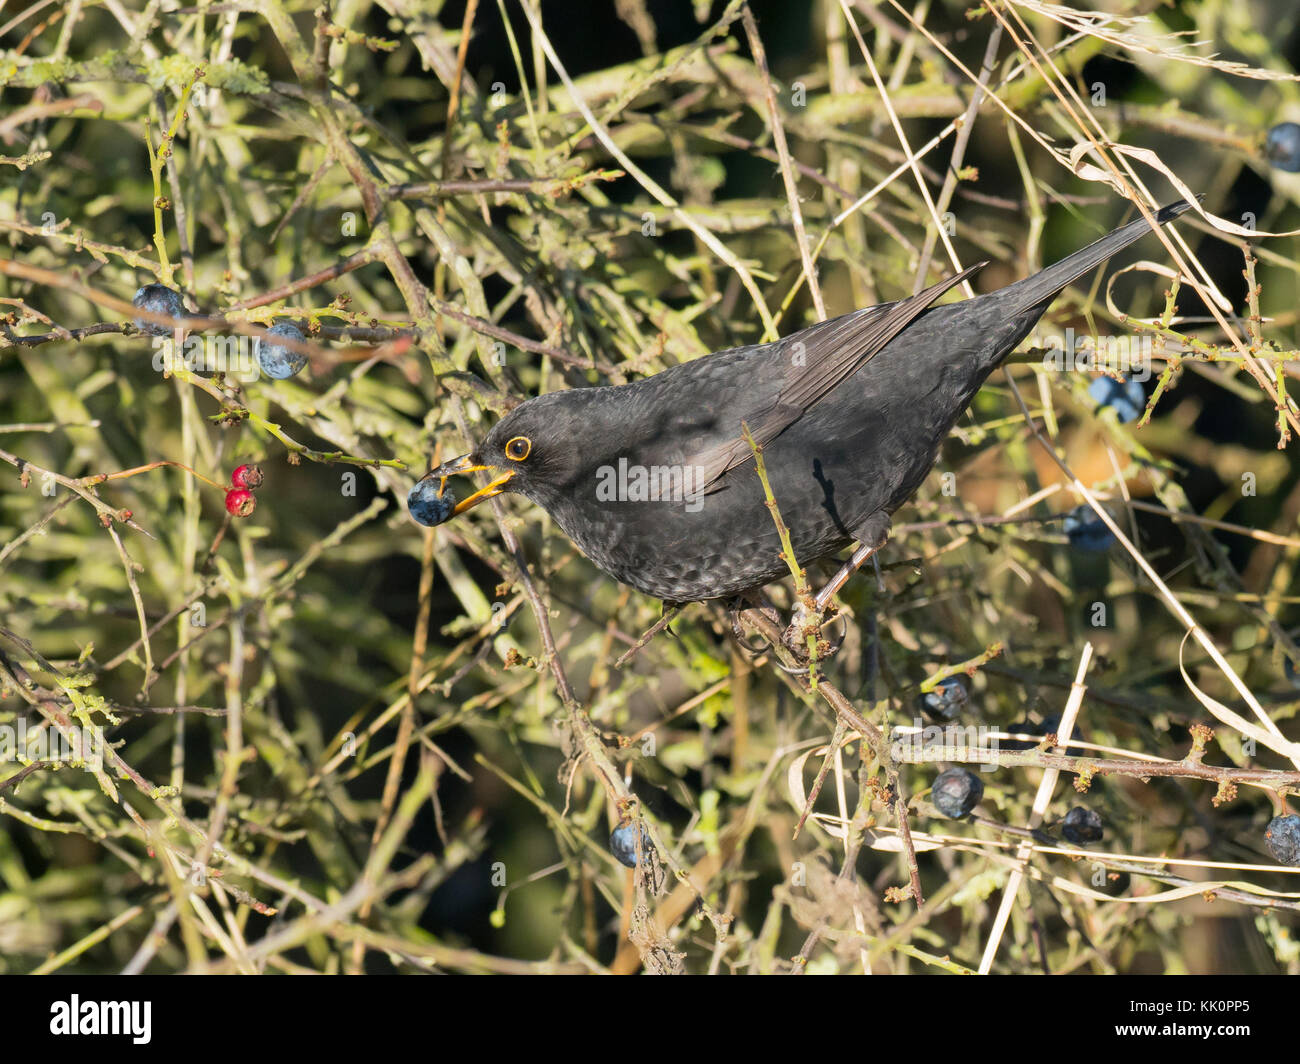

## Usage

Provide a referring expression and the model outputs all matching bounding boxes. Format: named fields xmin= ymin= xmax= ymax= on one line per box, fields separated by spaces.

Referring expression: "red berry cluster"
xmin=225 ymin=464 xmax=264 ymax=517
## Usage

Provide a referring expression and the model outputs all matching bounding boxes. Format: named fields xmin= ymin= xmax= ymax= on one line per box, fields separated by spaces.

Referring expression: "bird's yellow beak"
xmin=425 ymin=453 xmax=515 ymax=517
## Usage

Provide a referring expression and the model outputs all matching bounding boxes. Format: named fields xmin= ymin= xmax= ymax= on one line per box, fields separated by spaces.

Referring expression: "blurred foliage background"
xmin=4 ymin=0 xmax=1300 ymax=974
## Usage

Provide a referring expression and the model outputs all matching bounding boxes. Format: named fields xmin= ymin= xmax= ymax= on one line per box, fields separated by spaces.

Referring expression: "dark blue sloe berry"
xmin=609 ymin=821 xmax=652 ymax=867
xmin=408 ymin=479 xmax=455 ymax=527
xmin=256 ymin=322 xmax=307 ymax=380
xmin=1061 ymin=805 xmax=1104 ymax=845
xmin=920 ymin=676 xmax=968 ymax=722
xmin=1265 ymin=814 xmax=1300 ymax=865
xmin=132 ymin=284 xmax=184 ymax=336
xmin=1063 ymin=505 xmax=1115 ymax=553
xmin=1088 ymin=374 xmax=1145 ymax=424
xmin=1003 ymin=715 xmax=1063 ymax=752
xmin=931 ymin=767 xmax=983 ymax=819
xmin=1265 ymin=122 xmax=1300 ymax=173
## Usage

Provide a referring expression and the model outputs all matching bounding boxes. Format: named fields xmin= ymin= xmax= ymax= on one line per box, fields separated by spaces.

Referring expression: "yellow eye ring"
xmin=505 ymin=436 xmax=531 ymax=462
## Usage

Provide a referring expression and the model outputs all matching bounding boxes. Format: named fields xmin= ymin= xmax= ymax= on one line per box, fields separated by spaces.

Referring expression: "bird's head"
xmin=411 ymin=393 xmax=588 ymax=524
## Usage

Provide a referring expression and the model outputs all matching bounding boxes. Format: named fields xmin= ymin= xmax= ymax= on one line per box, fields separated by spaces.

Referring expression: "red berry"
xmin=225 ymin=488 xmax=256 ymax=517
xmin=231 ymin=463 xmax=264 ymax=490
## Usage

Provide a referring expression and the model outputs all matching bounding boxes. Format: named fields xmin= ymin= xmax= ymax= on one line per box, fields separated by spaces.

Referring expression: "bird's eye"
xmin=505 ymin=436 xmax=531 ymax=462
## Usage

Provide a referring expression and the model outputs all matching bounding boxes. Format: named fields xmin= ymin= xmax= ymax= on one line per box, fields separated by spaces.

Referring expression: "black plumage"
xmin=417 ymin=201 xmax=1191 ymax=603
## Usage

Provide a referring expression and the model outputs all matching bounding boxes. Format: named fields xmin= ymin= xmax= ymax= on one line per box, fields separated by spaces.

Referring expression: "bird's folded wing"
xmin=690 ymin=261 xmax=987 ymax=493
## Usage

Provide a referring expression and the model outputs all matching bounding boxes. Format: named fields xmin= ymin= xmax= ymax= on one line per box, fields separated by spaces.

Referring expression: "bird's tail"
xmin=1000 ymin=199 xmax=1195 ymax=315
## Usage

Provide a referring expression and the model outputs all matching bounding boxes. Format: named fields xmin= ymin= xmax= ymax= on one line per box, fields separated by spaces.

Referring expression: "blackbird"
xmin=415 ymin=200 xmax=1191 ymax=604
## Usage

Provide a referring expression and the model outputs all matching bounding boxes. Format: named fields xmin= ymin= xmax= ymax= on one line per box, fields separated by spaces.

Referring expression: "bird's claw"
xmin=725 ymin=599 xmax=845 ymax=668
xmin=779 ymin=606 xmax=845 ymax=665
xmin=727 ymin=600 xmax=779 ymax=658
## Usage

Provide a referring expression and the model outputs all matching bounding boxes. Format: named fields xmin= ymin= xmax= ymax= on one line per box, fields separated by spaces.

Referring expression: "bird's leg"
xmin=781 ymin=536 xmax=887 ymax=658
xmin=814 ymin=536 xmax=886 ymax=612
